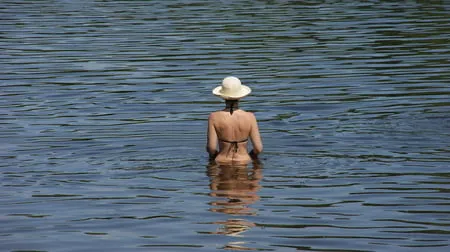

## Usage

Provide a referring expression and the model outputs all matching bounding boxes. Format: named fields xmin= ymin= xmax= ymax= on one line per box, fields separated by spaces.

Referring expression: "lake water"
xmin=1 ymin=1 xmax=449 ymax=251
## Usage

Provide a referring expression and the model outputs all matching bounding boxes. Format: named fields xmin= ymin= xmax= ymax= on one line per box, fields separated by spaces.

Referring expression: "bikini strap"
xmin=219 ymin=138 xmax=248 ymax=153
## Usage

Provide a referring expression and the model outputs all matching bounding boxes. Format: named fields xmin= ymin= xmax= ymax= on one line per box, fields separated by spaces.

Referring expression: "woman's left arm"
xmin=206 ymin=113 xmax=218 ymax=159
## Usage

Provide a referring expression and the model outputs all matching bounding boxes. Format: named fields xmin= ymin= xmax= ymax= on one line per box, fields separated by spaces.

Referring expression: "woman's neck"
xmin=225 ymin=100 xmax=239 ymax=114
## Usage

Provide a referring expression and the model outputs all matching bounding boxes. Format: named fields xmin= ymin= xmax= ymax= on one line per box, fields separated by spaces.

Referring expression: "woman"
xmin=206 ymin=76 xmax=263 ymax=164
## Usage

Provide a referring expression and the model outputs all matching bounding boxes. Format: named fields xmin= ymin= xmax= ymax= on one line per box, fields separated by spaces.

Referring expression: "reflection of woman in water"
xmin=206 ymin=76 xmax=263 ymax=164
xmin=207 ymin=162 xmax=263 ymax=238
xmin=207 ymin=162 xmax=262 ymax=215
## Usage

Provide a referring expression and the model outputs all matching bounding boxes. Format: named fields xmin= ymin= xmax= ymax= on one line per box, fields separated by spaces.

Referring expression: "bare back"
xmin=207 ymin=109 xmax=263 ymax=164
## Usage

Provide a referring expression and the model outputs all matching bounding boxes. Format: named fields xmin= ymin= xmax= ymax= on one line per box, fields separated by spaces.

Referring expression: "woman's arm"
xmin=206 ymin=113 xmax=218 ymax=159
xmin=249 ymin=113 xmax=263 ymax=158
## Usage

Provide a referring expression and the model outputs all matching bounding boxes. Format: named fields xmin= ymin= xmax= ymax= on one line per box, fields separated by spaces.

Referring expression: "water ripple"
xmin=1 ymin=0 xmax=449 ymax=251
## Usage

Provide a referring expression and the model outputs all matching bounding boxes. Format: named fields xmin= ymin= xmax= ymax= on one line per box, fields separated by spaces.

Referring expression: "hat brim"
xmin=212 ymin=85 xmax=251 ymax=100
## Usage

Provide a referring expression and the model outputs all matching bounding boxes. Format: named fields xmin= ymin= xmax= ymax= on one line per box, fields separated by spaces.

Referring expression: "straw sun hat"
xmin=213 ymin=76 xmax=251 ymax=100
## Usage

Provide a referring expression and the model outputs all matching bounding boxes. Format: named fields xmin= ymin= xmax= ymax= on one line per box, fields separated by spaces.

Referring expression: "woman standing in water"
xmin=206 ymin=76 xmax=263 ymax=164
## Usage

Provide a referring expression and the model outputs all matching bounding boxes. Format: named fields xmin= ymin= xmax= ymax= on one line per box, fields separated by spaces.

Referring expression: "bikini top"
xmin=219 ymin=138 xmax=248 ymax=153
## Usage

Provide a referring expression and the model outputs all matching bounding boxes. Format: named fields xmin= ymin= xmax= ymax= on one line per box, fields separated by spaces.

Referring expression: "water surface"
xmin=1 ymin=1 xmax=449 ymax=251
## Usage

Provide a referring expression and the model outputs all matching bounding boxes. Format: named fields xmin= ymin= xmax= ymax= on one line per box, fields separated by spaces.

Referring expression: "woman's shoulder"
xmin=241 ymin=110 xmax=256 ymax=118
xmin=208 ymin=110 xmax=224 ymax=120
xmin=209 ymin=110 xmax=255 ymax=118
xmin=209 ymin=110 xmax=222 ymax=117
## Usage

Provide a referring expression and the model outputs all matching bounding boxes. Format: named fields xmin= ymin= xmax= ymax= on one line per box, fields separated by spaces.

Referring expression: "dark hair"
xmin=225 ymin=100 xmax=239 ymax=115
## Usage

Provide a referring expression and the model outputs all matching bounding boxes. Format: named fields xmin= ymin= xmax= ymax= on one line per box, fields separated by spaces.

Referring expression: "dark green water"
xmin=1 ymin=1 xmax=449 ymax=251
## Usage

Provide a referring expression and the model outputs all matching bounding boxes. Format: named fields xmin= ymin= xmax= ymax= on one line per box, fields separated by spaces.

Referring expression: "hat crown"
xmin=221 ymin=77 xmax=242 ymax=95
xmin=212 ymin=76 xmax=251 ymax=100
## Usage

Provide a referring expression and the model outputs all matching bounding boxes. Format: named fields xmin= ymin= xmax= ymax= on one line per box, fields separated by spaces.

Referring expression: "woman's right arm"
xmin=249 ymin=113 xmax=263 ymax=158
